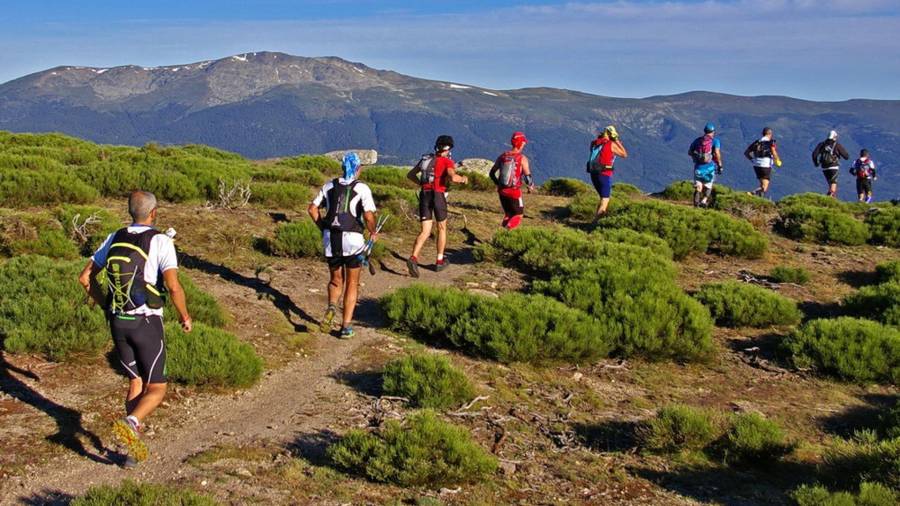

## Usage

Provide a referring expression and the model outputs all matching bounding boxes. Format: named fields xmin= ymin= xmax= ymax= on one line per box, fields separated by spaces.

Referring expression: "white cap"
xmin=828 ymin=130 xmax=838 ymax=140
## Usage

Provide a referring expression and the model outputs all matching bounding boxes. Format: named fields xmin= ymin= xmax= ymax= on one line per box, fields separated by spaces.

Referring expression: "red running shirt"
xmin=422 ymin=155 xmax=455 ymax=192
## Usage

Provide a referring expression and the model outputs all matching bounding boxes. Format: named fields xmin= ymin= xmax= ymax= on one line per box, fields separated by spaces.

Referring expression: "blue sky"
xmin=1 ymin=1 xmax=897 ymax=101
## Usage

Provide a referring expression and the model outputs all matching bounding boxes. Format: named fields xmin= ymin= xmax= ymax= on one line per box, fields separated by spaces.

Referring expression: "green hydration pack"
xmin=105 ymin=228 xmax=165 ymax=315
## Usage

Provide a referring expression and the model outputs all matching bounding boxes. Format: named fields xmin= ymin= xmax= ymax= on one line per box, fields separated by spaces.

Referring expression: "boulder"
xmin=324 ymin=149 xmax=378 ymax=165
xmin=457 ymin=158 xmax=494 ymax=176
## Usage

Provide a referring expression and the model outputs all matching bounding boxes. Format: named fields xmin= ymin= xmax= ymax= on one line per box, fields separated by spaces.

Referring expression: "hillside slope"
xmin=1 ymin=51 xmax=898 ymax=199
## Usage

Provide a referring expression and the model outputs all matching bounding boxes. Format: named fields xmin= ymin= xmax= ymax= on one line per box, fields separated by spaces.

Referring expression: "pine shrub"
xmin=842 ymin=282 xmax=900 ymax=327
xmin=792 ymin=482 xmax=897 ymax=506
xmin=866 ymin=207 xmax=900 ymax=247
xmin=72 ymin=480 xmax=220 ymax=506
xmin=165 ymin=322 xmax=263 ymax=388
xmin=823 ymin=431 xmax=900 ymax=490
xmin=0 ymin=256 xmax=108 ymax=360
xmin=457 ymin=169 xmax=494 ymax=191
xmin=382 ymin=285 xmax=615 ymax=364
xmin=694 ymin=281 xmax=801 ymax=328
xmin=712 ymin=191 xmax=776 ymax=225
xmin=876 ymin=261 xmax=900 ymax=284
xmin=173 ymin=273 xmax=229 ymax=328
xmin=55 ymin=204 xmax=122 ymax=254
xmin=362 ymin=166 xmax=418 ymax=188
xmin=777 ymin=204 xmax=869 ymax=245
xmin=0 ymin=168 xmax=99 ymax=207
xmin=659 ymin=180 xmax=696 ymax=201
xmin=594 ymin=227 xmax=674 ymax=259
xmin=721 ymin=412 xmax=793 ymax=465
xmin=598 ymin=200 xmax=767 ymax=259
xmin=276 ymin=155 xmax=341 ymax=176
xmin=268 ymin=221 xmax=322 ymax=258
xmin=566 ymin=193 xmax=600 ymax=220
xmin=382 ymin=353 xmax=475 ymax=409
xmin=327 ymin=410 xmax=497 ymax=486
xmin=249 ymin=182 xmax=311 ymax=209
xmin=612 ymin=182 xmax=642 ymax=196
xmin=542 ymin=177 xmax=591 ymax=196
xmin=251 ymin=165 xmax=325 ymax=186
xmin=783 ymin=318 xmax=900 ymax=384
xmin=770 ymin=265 xmax=811 ymax=285
xmin=639 ymin=404 xmax=720 ymax=453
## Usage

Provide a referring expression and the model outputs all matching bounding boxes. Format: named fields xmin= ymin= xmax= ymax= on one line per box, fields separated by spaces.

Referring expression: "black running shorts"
xmin=327 ymin=255 xmax=363 ymax=269
xmin=856 ymin=178 xmax=873 ymax=195
xmin=110 ymin=314 xmax=166 ymax=384
xmin=499 ymin=194 xmax=524 ymax=217
xmin=822 ymin=168 xmax=839 ymax=185
xmin=418 ymin=190 xmax=449 ymax=222
xmin=753 ymin=166 xmax=772 ymax=180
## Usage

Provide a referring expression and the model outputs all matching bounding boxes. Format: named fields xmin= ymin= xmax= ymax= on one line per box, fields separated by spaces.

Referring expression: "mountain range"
xmin=1 ymin=51 xmax=897 ymax=199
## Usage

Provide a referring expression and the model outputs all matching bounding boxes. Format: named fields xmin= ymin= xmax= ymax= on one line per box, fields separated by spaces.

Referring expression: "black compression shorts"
xmin=753 ymin=166 xmax=772 ymax=180
xmin=822 ymin=168 xmax=839 ymax=185
xmin=110 ymin=314 xmax=166 ymax=384
xmin=327 ymin=255 xmax=363 ymax=269
xmin=418 ymin=190 xmax=449 ymax=222
xmin=856 ymin=178 xmax=873 ymax=195
xmin=499 ymin=194 xmax=524 ymax=217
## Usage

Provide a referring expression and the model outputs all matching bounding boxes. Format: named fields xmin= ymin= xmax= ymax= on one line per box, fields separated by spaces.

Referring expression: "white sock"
xmin=126 ymin=415 xmax=140 ymax=430
xmin=437 ymin=254 xmax=444 ymax=261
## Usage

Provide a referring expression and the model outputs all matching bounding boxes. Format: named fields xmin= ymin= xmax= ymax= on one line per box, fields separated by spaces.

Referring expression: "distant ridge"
xmin=1 ymin=51 xmax=898 ymax=199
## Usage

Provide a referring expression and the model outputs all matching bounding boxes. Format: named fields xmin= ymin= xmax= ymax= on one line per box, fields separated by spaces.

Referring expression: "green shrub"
xmin=639 ymin=404 xmax=720 ymax=453
xmin=783 ymin=318 xmax=900 ymax=384
xmin=876 ymin=261 xmax=900 ymax=284
xmin=0 ymin=168 xmax=99 ymax=207
xmin=770 ymin=266 xmax=811 ymax=285
xmin=72 ymin=480 xmax=220 ymax=506
xmin=779 ymin=193 xmax=859 ymax=213
xmin=165 ymin=322 xmax=263 ymax=388
xmin=612 ymin=182 xmax=642 ymax=196
xmin=382 ymin=353 xmax=475 ymax=409
xmin=694 ymin=281 xmax=801 ymax=328
xmin=866 ymin=207 xmax=900 ymax=247
xmin=712 ymin=191 xmax=776 ymax=224
xmin=535 ymin=259 xmax=714 ymax=362
xmin=882 ymin=405 xmax=900 ymax=439
xmin=249 ymin=182 xmax=311 ymax=209
xmin=566 ymin=193 xmax=600 ymax=220
xmin=542 ymin=177 xmax=591 ymax=196
xmin=268 ymin=221 xmax=322 ymax=258
xmin=382 ymin=285 xmax=615 ymax=364
xmin=173 ymin=273 xmax=228 ymax=328
xmin=55 ymin=204 xmax=122 ymax=254
xmin=276 ymin=155 xmax=341 ymax=176
xmin=598 ymin=200 xmax=767 ymax=259
xmin=722 ymin=412 xmax=793 ymax=465
xmin=362 ymin=166 xmax=417 ymax=188
xmin=0 ymin=256 xmax=107 ymax=360
xmin=251 ymin=165 xmax=325 ymax=186
xmin=824 ymin=431 xmax=900 ymax=490
xmin=457 ymin=170 xmax=494 ymax=191
xmin=593 ymin=227 xmax=674 ymax=259
xmin=327 ymin=410 xmax=497 ymax=486
xmin=659 ymin=180 xmax=696 ymax=201
xmin=792 ymin=482 xmax=897 ymax=506
xmin=0 ymin=216 xmax=80 ymax=258
xmin=369 ymin=184 xmax=418 ymax=207
xmin=778 ymin=204 xmax=869 ymax=245
xmin=843 ymin=282 xmax=900 ymax=327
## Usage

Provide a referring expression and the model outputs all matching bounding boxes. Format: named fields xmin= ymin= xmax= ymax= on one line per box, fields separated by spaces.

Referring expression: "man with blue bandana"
xmin=308 ymin=152 xmax=378 ymax=338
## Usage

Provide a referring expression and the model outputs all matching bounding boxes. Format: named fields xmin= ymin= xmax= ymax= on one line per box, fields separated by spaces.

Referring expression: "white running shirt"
xmin=751 ymin=136 xmax=774 ymax=168
xmin=91 ymin=225 xmax=178 ymax=317
xmin=311 ymin=178 xmax=377 ymax=257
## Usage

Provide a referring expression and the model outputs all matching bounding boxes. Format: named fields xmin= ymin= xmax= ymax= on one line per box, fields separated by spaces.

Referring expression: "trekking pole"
xmin=362 ymin=214 xmax=390 ymax=275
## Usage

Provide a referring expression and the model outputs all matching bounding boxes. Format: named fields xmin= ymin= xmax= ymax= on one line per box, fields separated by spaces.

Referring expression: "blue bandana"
xmin=342 ymin=152 xmax=361 ymax=180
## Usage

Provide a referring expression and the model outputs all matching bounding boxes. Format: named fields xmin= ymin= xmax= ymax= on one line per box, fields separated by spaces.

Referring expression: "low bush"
xmin=0 ymin=256 xmax=107 ymax=360
xmin=882 ymin=405 xmax=900 ymax=439
xmin=792 ymin=482 xmax=897 ymax=506
xmin=721 ymin=412 xmax=793 ymax=466
xmin=72 ymin=480 xmax=220 ymax=506
xmin=174 ymin=273 xmax=228 ymax=328
xmin=779 ymin=193 xmax=860 ymax=214
xmin=268 ymin=221 xmax=322 ymax=258
xmin=694 ymin=281 xmax=801 ymax=328
xmin=770 ymin=265 xmax=811 ymax=285
xmin=639 ymin=404 xmax=720 ymax=453
xmin=276 ymin=155 xmax=341 ymax=176
xmin=866 ymin=207 xmax=900 ymax=247
xmin=777 ymin=204 xmax=869 ymax=246
xmin=382 ymin=285 xmax=615 ymax=363
xmin=249 ymin=182 xmax=311 ymax=209
xmin=327 ymin=410 xmax=497 ymax=486
xmin=824 ymin=431 xmax=900 ymax=490
xmin=55 ymin=204 xmax=122 ymax=254
xmin=659 ymin=180 xmax=696 ymax=201
xmin=842 ymin=282 xmax=900 ymax=327
xmin=594 ymin=227 xmax=674 ymax=260
xmin=251 ymin=165 xmax=325 ymax=186
xmin=566 ymin=193 xmax=600 ymax=220
xmin=783 ymin=318 xmax=900 ymax=384
xmin=457 ymin=170 xmax=494 ymax=191
xmin=0 ymin=168 xmax=99 ymax=207
xmin=165 ymin=322 xmax=263 ymax=388
xmin=598 ymin=200 xmax=768 ymax=259
xmin=382 ymin=353 xmax=475 ymax=409
xmin=876 ymin=261 xmax=900 ymax=284
xmin=362 ymin=166 xmax=417 ymax=188
xmin=712 ymin=191 xmax=776 ymax=225
xmin=0 ymin=213 xmax=80 ymax=259
xmin=612 ymin=182 xmax=642 ymax=196
xmin=542 ymin=177 xmax=591 ymax=196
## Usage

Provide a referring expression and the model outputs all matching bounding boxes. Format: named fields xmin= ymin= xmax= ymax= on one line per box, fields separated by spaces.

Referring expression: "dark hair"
xmin=860 ymin=149 xmax=869 ymax=157
xmin=434 ymin=134 xmax=454 ymax=151
xmin=762 ymin=127 xmax=773 ymax=136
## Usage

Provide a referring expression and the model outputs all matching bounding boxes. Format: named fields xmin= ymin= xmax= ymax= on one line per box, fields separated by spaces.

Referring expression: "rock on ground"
xmin=458 ymin=158 xmax=494 ymax=175
xmin=324 ymin=149 xmax=378 ymax=165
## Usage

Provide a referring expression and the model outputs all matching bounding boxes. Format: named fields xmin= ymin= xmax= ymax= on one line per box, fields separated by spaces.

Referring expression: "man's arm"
xmin=812 ymin=143 xmax=821 ymax=167
xmin=406 ymin=164 xmax=421 ymax=185
xmin=714 ymin=148 xmax=723 ymax=168
xmin=838 ymin=143 xmax=850 ymax=160
xmin=308 ymin=203 xmax=321 ymax=227
xmin=447 ymin=165 xmax=468 ymax=184
xmin=744 ymin=143 xmax=755 ymax=161
xmin=611 ymin=140 xmax=628 ymax=158
xmin=363 ymin=211 xmax=377 ymax=236
xmin=488 ymin=159 xmax=500 ymax=185
xmin=78 ymin=260 xmax=106 ymax=307
xmin=162 ymin=269 xmax=192 ymax=332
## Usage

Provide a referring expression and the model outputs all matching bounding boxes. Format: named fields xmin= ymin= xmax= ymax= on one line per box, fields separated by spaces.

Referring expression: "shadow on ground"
xmin=836 ymin=269 xmax=879 ymax=289
xmin=0 ymin=350 xmax=113 ymax=465
xmin=574 ymin=420 xmax=640 ymax=453
xmin=331 ymin=369 xmax=383 ymax=398
xmin=18 ymin=489 xmax=76 ymax=506
xmin=286 ymin=429 xmax=342 ymax=467
xmin=180 ymin=251 xmax=313 ymax=332
xmin=817 ymin=392 xmax=897 ymax=438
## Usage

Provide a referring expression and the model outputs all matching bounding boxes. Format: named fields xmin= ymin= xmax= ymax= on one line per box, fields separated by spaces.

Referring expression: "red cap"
xmin=511 ymin=131 xmax=527 ymax=147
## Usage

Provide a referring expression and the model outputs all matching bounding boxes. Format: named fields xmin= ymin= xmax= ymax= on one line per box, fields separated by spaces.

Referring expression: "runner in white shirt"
xmin=308 ymin=152 xmax=378 ymax=339
xmin=78 ymin=191 xmax=192 ymax=467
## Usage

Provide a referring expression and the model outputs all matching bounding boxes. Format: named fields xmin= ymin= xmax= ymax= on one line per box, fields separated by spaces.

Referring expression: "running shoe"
xmin=435 ymin=259 xmax=449 ymax=272
xmin=112 ymin=417 xmax=148 ymax=463
xmin=866 ymin=196 xmax=873 ymax=204
xmin=406 ymin=257 xmax=420 ymax=278
xmin=123 ymin=455 xmax=139 ymax=469
xmin=339 ymin=326 xmax=355 ymax=339
xmin=320 ymin=305 xmax=336 ymax=333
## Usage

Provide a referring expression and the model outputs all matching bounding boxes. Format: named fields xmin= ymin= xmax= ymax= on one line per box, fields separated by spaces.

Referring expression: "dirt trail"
xmin=2 ymin=255 xmax=470 ymax=505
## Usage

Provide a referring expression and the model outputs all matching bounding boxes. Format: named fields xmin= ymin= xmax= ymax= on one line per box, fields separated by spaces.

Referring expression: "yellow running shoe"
xmin=112 ymin=418 xmax=148 ymax=463
xmin=320 ymin=305 xmax=337 ymax=333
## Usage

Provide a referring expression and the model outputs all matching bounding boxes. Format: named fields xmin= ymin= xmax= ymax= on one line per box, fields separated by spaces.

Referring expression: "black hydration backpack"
xmin=323 ymin=179 xmax=364 ymax=233
xmin=105 ymin=228 xmax=165 ymax=314
xmin=753 ymin=139 xmax=774 ymax=159
xmin=819 ymin=142 xmax=840 ymax=167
